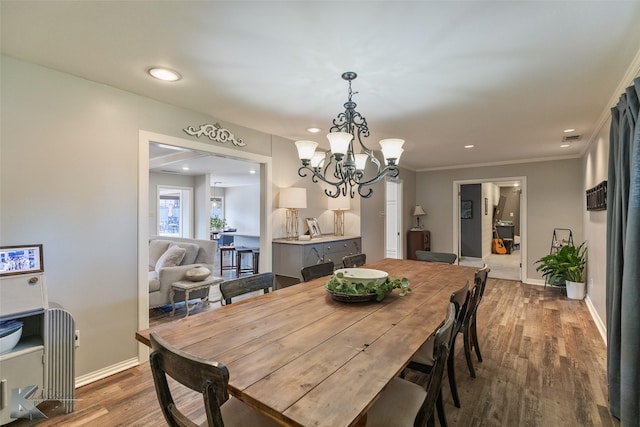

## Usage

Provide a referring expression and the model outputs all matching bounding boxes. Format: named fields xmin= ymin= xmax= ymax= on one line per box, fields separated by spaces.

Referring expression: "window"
xmin=157 ymin=186 xmax=192 ymax=237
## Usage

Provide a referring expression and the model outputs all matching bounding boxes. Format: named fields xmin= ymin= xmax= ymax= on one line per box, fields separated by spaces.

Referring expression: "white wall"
xmin=225 ymin=184 xmax=260 ymax=234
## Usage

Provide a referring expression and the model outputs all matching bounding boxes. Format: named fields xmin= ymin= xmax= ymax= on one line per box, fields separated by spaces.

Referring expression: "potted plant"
xmin=210 ymin=216 xmax=227 ymax=233
xmin=535 ymin=242 xmax=587 ymax=299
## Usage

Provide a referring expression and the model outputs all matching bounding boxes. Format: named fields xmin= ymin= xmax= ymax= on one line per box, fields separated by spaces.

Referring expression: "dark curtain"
xmin=607 ymin=76 xmax=640 ymax=423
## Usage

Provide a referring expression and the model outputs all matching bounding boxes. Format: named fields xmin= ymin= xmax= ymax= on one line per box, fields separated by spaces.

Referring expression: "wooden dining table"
xmin=136 ymin=258 xmax=477 ymax=427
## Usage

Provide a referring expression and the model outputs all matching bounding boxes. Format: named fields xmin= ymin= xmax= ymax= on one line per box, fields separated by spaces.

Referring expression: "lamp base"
xmin=333 ymin=211 xmax=345 ymax=236
xmin=285 ymin=208 xmax=299 ymax=240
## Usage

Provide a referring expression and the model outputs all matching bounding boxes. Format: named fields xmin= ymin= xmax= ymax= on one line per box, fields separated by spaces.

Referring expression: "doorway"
xmin=385 ymin=179 xmax=403 ymax=259
xmin=453 ymin=177 xmax=527 ymax=281
xmin=137 ymin=131 xmax=273 ymax=362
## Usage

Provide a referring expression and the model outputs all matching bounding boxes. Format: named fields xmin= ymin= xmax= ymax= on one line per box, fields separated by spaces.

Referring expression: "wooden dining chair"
xmin=300 ymin=261 xmax=334 ymax=282
xmin=342 ymin=253 xmax=366 ymax=268
xmin=149 ymin=332 xmax=280 ymax=427
xmin=462 ymin=264 xmax=490 ymax=378
xmin=404 ymin=281 xmax=470 ymax=410
xmin=415 ymin=250 xmax=457 ymax=264
xmin=220 ymin=272 xmax=273 ymax=305
xmin=366 ymin=303 xmax=456 ymax=427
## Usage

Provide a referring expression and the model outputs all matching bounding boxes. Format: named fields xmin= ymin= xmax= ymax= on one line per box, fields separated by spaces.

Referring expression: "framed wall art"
xmin=0 ymin=244 xmax=44 ymax=276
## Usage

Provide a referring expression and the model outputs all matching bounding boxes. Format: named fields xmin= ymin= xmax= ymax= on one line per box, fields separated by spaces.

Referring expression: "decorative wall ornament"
xmin=183 ymin=123 xmax=246 ymax=147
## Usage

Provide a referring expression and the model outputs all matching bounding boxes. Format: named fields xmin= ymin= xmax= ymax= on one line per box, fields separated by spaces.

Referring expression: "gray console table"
xmin=272 ymin=235 xmax=361 ymax=286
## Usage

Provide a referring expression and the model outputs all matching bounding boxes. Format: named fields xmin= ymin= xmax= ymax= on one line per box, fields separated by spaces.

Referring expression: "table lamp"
xmin=328 ymin=195 xmax=350 ymax=236
xmin=412 ymin=205 xmax=426 ymax=229
xmin=279 ymin=187 xmax=307 ymax=240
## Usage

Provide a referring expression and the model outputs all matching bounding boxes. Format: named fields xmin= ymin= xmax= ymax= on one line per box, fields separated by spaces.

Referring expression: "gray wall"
xmin=0 ymin=56 xmax=274 ymax=378
xmin=416 ymin=158 xmax=583 ymax=283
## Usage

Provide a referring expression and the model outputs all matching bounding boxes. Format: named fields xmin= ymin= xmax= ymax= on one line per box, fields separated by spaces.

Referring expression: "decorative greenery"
xmin=325 ymin=272 xmax=411 ymax=302
xmin=535 ymin=242 xmax=587 ymax=285
xmin=210 ymin=216 xmax=227 ymax=230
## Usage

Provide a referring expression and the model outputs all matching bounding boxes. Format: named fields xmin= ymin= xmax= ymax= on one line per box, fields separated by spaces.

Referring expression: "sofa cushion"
xmin=148 ymin=271 xmax=161 ymax=293
xmin=155 ymin=246 xmax=186 ymax=273
xmin=149 ymin=239 xmax=172 ymax=270
xmin=169 ymin=242 xmax=199 ymax=265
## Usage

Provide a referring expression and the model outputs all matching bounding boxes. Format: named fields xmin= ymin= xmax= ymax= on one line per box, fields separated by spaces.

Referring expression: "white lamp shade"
xmin=354 ymin=153 xmax=368 ymax=170
xmin=310 ymin=151 xmax=326 ymax=168
xmin=280 ymin=187 xmax=307 ymax=209
xmin=326 ymin=132 xmax=353 ymax=155
xmin=379 ymin=138 xmax=405 ymax=163
xmin=295 ymin=140 xmax=318 ymax=161
xmin=328 ymin=195 xmax=351 ymax=211
xmin=413 ymin=205 xmax=426 ymax=216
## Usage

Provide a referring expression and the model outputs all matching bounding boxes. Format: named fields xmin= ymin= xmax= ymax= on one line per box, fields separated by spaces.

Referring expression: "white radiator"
xmin=44 ymin=308 xmax=75 ymax=412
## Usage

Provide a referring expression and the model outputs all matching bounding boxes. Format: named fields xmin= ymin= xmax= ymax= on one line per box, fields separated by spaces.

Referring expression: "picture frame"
xmin=306 ymin=218 xmax=322 ymax=237
xmin=461 ymin=200 xmax=473 ymax=219
xmin=0 ymin=244 xmax=44 ymax=276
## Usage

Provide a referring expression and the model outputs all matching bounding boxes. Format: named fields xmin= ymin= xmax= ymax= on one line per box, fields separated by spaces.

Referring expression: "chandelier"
xmin=295 ymin=72 xmax=404 ymax=198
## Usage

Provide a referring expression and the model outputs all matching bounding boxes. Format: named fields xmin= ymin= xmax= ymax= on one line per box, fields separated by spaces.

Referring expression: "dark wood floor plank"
xmin=12 ymin=278 xmax=619 ymax=426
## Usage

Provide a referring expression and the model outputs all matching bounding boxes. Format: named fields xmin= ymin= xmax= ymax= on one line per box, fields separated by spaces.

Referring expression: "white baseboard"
xmin=585 ymin=295 xmax=607 ymax=345
xmin=75 ymin=357 xmax=139 ymax=388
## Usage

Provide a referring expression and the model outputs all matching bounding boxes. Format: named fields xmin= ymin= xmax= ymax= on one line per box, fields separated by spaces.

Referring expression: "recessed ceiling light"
xmin=563 ymin=128 xmax=576 ymax=133
xmin=181 ymin=166 xmax=190 ymax=171
xmin=560 ymin=144 xmax=570 ymax=148
xmin=464 ymin=144 xmax=475 ymax=149
xmin=307 ymin=127 xmax=321 ymax=133
xmin=249 ymin=170 xmax=256 ymax=174
xmin=148 ymin=67 xmax=182 ymax=82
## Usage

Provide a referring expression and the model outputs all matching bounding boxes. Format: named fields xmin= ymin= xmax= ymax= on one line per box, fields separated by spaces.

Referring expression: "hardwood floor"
xmin=11 ymin=278 xmax=617 ymax=426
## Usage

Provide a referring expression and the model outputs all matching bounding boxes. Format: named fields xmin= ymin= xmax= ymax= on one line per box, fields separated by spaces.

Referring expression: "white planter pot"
xmin=565 ymin=280 xmax=586 ymax=300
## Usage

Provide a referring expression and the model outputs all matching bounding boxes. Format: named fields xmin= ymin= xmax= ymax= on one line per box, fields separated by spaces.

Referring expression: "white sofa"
xmin=148 ymin=236 xmax=217 ymax=309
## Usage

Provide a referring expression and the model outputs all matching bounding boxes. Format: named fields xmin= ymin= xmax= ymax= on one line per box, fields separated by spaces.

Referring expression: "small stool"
xmin=219 ymin=246 xmax=236 ymax=275
xmin=236 ymin=247 xmax=255 ymax=276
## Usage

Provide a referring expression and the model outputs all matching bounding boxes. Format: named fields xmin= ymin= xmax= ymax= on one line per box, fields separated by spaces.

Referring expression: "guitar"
xmin=492 ymin=227 xmax=507 ymax=254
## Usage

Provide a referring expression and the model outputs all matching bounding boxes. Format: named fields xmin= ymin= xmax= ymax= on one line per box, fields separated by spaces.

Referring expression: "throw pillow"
xmin=169 ymin=242 xmax=199 ymax=265
xmin=149 ymin=239 xmax=172 ymax=269
xmin=155 ymin=246 xmax=186 ymax=273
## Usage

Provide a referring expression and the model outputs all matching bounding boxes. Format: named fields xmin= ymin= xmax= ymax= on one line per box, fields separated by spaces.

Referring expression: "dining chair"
xmin=220 ymin=272 xmax=273 ymax=305
xmin=462 ymin=264 xmax=490 ymax=377
xmin=415 ymin=250 xmax=458 ymax=264
xmin=301 ymin=261 xmax=334 ymax=282
xmin=149 ymin=332 xmax=280 ymax=427
xmin=405 ymin=281 xmax=470 ymax=409
xmin=342 ymin=253 xmax=366 ymax=268
xmin=366 ymin=303 xmax=456 ymax=427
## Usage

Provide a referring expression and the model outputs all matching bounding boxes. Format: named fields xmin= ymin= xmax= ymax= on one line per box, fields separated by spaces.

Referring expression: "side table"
xmin=170 ymin=275 xmax=224 ymax=317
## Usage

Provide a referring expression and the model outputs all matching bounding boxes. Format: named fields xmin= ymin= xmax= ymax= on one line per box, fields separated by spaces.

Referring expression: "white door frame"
xmin=452 ymin=176 xmax=527 ymax=281
xmin=137 ymin=130 xmax=272 ymax=362
xmin=385 ymin=179 xmax=404 ymax=259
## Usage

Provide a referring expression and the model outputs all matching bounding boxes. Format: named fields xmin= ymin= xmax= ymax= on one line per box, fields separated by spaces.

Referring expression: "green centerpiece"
xmin=325 ymin=268 xmax=411 ymax=302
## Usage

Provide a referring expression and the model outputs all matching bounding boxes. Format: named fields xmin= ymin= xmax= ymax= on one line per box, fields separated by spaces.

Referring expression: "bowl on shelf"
xmin=0 ymin=320 xmax=23 ymax=355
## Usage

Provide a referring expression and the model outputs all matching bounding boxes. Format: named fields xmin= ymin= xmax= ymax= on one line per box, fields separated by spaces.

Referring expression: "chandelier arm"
xmin=357 ymin=165 xmax=400 ymax=187
xmin=297 ymin=165 xmax=351 ymax=198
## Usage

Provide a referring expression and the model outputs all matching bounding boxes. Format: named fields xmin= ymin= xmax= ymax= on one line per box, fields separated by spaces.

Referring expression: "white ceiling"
xmin=3 ymin=1 xmax=640 ymax=181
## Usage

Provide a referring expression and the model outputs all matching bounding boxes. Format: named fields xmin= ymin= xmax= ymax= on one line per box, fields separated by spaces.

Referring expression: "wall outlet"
xmin=74 ymin=330 xmax=80 ymax=347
